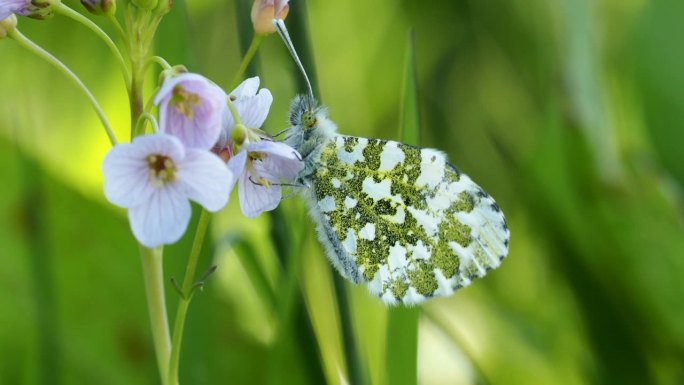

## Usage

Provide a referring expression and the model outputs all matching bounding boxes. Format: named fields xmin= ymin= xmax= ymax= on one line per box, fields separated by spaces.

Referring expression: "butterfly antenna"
xmin=273 ymin=19 xmax=315 ymax=101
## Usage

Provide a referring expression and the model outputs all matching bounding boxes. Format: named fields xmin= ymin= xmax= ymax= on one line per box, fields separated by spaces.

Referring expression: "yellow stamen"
xmin=258 ymin=177 xmax=271 ymax=188
xmin=171 ymin=85 xmax=201 ymax=120
xmin=146 ymin=154 xmax=177 ymax=187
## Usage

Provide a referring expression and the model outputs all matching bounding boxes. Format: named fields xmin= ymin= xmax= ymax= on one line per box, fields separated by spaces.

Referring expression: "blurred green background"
xmin=2 ymin=0 xmax=684 ymax=384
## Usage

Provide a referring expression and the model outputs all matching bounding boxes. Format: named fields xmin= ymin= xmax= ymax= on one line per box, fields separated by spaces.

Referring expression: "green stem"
xmin=56 ymin=3 xmax=131 ymax=88
xmin=146 ymin=55 xmax=173 ymax=72
xmin=8 ymin=29 xmax=118 ymax=146
xmin=107 ymin=12 xmax=127 ymax=43
xmin=125 ymin=8 xmax=163 ymax=140
xmin=140 ymin=246 xmax=172 ymax=385
xmin=129 ymin=71 xmax=145 ymax=140
xmin=123 ymin=9 xmax=175 ymax=382
xmin=225 ymin=97 xmax=244 ymax=126
xmin=167 ymin=209 xmax=212 ymax=385
xmin=135 ymin=111 xmax=160 ymax=136
xmin=230 ymin=34 xmax=264 ymax=89
xmin=144 ymin=87 xmax=160 ymax=112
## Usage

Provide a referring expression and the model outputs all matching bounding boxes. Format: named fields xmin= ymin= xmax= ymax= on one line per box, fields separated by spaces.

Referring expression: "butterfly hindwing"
xmin=304 ymin=135 xmax=509 ymax=305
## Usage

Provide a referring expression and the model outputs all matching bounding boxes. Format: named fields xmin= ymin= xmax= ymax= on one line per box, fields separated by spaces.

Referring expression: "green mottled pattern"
xmin=310 ymin=135 xmax=491 ymax=302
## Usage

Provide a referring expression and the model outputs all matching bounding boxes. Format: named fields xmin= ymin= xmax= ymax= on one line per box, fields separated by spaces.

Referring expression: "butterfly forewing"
xmin=307 ymin=135 xmax=509 ymax=305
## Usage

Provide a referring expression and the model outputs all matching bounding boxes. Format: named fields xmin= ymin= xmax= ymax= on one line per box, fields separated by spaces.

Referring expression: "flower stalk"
xmin=230 ymin=34 xmax=264 ymax=89
xmin=134 ymin=111 xmax=159 ymax=135
xmin=8 ymin=28 xmax=118 ymax=145
xmin=139 ymin=246 xmax=172 ymax=385
xmin=55 ymin=3 xmax=131 ymax=87
xmin=107 ymin=12 xmax=126 ymax=42
xmin=122 ymin=8 xmax=172 ymax=384
xmin=167 ymin=208 xmax=211 ymax=385
xmin=146 ymin=55 xmax=173 ymax=71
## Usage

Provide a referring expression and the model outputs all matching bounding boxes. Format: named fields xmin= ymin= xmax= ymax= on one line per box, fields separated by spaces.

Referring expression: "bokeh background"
xmin=2 ymin=0 xmax=684 ymax=384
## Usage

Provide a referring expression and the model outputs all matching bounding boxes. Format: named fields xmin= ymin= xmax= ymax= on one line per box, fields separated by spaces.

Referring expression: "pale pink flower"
xmin=103 ymin=134 xmax=232 ymax=247
xmin=0 ymin=0 xmax=32 ymax=19
xmin=155 ymin=73 xmax=226 ymax=150
xmin=228 ymin=140 xmax=303 ymax=218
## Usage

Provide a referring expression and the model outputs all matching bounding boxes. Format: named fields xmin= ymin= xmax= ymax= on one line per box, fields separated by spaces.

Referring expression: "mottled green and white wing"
xmin=306 ymin=135 xmax=509 ymax=305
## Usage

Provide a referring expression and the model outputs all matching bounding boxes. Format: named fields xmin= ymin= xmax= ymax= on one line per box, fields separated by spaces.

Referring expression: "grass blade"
xmin=385 ymin=29 xmax=421 ymax=385
xmin=286 ymin=3 xmax=368 ymax=384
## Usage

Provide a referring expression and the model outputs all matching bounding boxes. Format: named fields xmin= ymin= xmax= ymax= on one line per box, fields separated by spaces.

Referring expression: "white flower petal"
xmin=102 ymin=154 xmax=152 ymax=207
xmin=177 ymin=149 xmax=233 ymax=212
xmin=256 ymin=152 xmax=303 ymax=182
xmin=135 ymin=133 xmax=186 ymax=158
xmin=128 ymin=183 xmax=192 ymax=248
xmin=229 ymin=77 xmax=260 ymax=98
xmin=249 ymin=140 xmax=301 ymax=160
xmin=227 ymin=149 xmax=248 ymax=191
xmin=238 ymin=170 xmax=282 ymax=218
xmin=234 ymin=89 xmax=273 ymax=129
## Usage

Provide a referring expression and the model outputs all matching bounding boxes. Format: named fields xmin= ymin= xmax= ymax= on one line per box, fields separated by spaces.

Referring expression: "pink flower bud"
xmin=27 ymin=0 xmax=60 ymax=20
xmin=250 ymin=0 xmax=289 ymax=35
xmin=80 ymin=0 xmax=115 ymax=15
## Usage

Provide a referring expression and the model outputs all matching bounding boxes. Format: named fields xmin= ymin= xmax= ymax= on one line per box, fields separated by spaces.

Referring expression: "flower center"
xmin=247 ymin=151 xmax=272 ymax=189
xmin=171 ymin=85 xmax=201 ymax=120
xmin=248 ymin=151 xmax=266 ymax=162
xmin=147 ymin=154 xmax=176 ymax=187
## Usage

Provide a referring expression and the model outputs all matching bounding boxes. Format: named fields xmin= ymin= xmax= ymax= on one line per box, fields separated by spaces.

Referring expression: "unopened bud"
xmin=80 ymin=0 xmax=115 ymax=15
xmin=231 ymin=123 xmax=248 ymax=146
xmin=153 ymin=0 xmax=172 ymax=15
xmin=251 ymin=0 xmax=289 ymax=35
xmin=0 ymin=14 xmax=17 ymax=39
xmin=130 ymin=0 xmax=157 ymax=10
xmin=26 ymin=0 xmax=61 ymax=20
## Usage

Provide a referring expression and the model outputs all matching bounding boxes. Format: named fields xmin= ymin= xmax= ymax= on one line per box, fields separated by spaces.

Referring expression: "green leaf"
xmin=221 ymin=234 xmax=278 ymax=314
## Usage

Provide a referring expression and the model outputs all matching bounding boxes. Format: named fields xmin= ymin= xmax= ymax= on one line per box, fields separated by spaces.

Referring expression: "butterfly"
xmin=274 ymin=19 xmax=509 ymax=305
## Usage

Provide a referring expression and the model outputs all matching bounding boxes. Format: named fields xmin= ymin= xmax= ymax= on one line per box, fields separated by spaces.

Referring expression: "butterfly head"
xmin=286 ymin=94 xmax=336 ymax=159
xmin=289 ymin=94 xmax=321 ymax=131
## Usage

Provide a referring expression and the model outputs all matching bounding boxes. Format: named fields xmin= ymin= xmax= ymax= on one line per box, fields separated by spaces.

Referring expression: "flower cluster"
xmin=217 ymin=77 xmax=303 ymax=218
xmin=103 ymin=73 xmax=303 ymax=247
